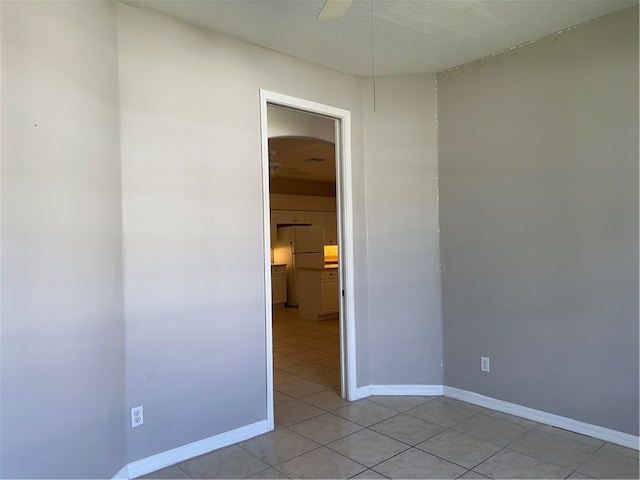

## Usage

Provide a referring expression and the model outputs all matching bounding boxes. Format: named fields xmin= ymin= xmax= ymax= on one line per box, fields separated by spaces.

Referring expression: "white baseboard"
xmin=444 ymin=386 xmax=639 ymax=450
xmin=112 ymin=465 xmax=129 ymax=480
xmin=123 ymin=420 xmax=269 ymax=479
xmin=355 ymin=384 xmax=444 ymax=400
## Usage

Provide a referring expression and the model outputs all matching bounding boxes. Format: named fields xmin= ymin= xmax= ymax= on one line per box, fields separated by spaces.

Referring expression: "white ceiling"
xmin=124 ymin=0 xmax=637 ymax=77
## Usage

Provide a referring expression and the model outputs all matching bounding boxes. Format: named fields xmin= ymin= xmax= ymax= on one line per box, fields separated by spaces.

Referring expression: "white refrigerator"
xmin=274 ymin=226 xmax=324 ymax=306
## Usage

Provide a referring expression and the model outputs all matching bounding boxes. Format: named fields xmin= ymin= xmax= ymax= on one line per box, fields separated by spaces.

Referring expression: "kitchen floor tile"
xmin=274 ymin=398 xmax=324 ymax=426
xmin=372 ymin=447 xmax=467 ymax=479
xmin=239 ymin=428 xmax=320 ymax=465
xmin=178 ymin=445 xmax=269 ymax=479
xmin=333 ymin=399 xmax=399 ymax=427
xmin=416 ymin=429 xmax=502 ymax=469
xmin=575 ymin=448 xmax=640 ymax=479
xmin=369 ymin=413 xmax=445 ymax=445
xmin=293 ymin=349 xmax=335 ymax=362
xmin=274 ymin=354 xmax=308 ymax=368
xmin=273 ymin=369 xmax=302 ymax=386
xmin=290 ymin=413 xmax=363 ymax=444
xmin=275 ymin=378 xmax=329 ymax=398
xmin=474 ymin=448 xmax=570 ymax=479
xmin=300 ymin=388 xmax=349 ymax=411
xmin=452 ymin=413 xmax=531 ymax=446
xmin=327 ymin=429 xmax=409 ymax=467
xmin=275 ymin=446 xmax=366 ymax=479
xmin=509 ymin=428 xmax=599 ymax=470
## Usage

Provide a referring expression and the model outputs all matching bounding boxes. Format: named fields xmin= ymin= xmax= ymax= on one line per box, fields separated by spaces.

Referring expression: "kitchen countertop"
xmin=298 ymin=264 xmax=339 ymax=270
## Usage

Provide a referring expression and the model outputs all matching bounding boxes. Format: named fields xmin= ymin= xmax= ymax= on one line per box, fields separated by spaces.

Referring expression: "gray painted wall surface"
xmin=362 ymin=76 xmax=443 ymax=386
xmin=0 ymin=1 xmax=126 ymax=477
xmin=116 ymin=3 xmax=371 ymax=462
xmin=439 ymin=7 xmax=638 ymax=435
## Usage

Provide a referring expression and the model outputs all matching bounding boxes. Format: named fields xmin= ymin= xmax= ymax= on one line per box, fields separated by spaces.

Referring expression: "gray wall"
xmin=0 ymin=1 xmax=126 ymax=477
xmin=362 ymin=76 xmax=443 ymax=386
xmin=116 ymin=3 xmax=370 ymax=462
xmin=439 ymin=7 xmax=638 ymax=435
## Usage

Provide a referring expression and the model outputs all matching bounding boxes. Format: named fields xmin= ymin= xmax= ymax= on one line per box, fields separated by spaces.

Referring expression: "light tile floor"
xmin=141 ymin=307 xmax=639 ymax=479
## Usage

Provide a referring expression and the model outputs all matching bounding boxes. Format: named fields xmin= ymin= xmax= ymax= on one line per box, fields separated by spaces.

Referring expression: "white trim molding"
xmin=258 ymin=89 xmax=357 ymax=405
xmin=355 ymin=384 xmax=444 ymax=400
xmin=444 ymin=386 xmax=639 ymax=450
xmin=122 ymin=420 xmax=268 ymax=479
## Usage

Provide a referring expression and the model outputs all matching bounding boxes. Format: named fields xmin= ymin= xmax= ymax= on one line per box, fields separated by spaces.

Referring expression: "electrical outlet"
xmin=481 ymin=356 xmax=490 ymax=372
xmin=131 ymin=405 xmax=144 ymax=428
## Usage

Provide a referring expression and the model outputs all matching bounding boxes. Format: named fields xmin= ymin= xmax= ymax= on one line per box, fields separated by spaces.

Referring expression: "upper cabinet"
xmin=274 ymin=210 xmax=313 ymax=225
xmin=311 ymin=211 xmax=337 ymax=245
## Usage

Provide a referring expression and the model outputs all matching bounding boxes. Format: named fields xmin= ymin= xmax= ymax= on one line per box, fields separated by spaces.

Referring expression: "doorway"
xmin=259 ymin=90 xmax=356 ymax=430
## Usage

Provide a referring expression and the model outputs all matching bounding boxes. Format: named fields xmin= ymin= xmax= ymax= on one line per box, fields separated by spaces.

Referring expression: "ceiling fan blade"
xmin=317 ymin=0 xmax=353 ymax=20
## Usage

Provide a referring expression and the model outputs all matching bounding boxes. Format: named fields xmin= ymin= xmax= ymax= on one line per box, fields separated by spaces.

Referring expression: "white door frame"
xmin=259 ymin=90 xmax=357 ymax=430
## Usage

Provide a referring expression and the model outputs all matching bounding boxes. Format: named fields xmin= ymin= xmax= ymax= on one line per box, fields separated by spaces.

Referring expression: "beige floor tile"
xmin=273 ymin=391 xmax=294 ymax=406
xmin=372 ymin=447 xmax=467 ymax=479
xmin=482 ymin=409 xmax=540 ymax=429
xmin=137 ymin=464 xmax=191 ymax=479
xmin=274 ymin=398 xmax=324 ymax=426
xmin=243 ymin=467 xmax=289 ymax=479
xmin=509 ymin=428 xmax=599 ymax=470
xmin=536 ymin=425 xmax=605 ymax=448
xmin=600 ymin=442 xmax=640 ymax=459
xmin=350 ymin=469 xmax=389 ymax=479
xmin=275 ymin=378 xmax=329 ymax=398
xmin=333 ymin=399 xmax=399 ymax=427
xmin=179 ymin=445 xmax=269 ymax=479
xmin=298 ymin=338 xmax=337 ymax=349
xmin=240 ymin=428 xmax=320 ymax=465
xmin=276 ymin=446 xmax=366 ymax=479
xmin=318 ymin=344 xmax=341 ymax=355
xmin=273 ymin=369 xmax=302 ymax=386
xmin=452 ymin=413 xmax=531 ymax=446
xmin=327 ymin=429 xmax=409 ymax=467
xmin=293 ymin=349 xmax=334 ymax=362
xmin=368 ymin=395 xmax=432 ymax=412
xmin=406 ymin=398 xmax=478 ymax=428
xmin=369 ymin=413 xmax=445 ymax=445
xmin=439 ymin=397 xmax=486 ymax=413
xmin=566 ymin=472 xmax=597 ymax=479
xmin=458 ymin=470 xmax=490 ymax=479
xmin=474 ymin=449 xmax=570 ymax=479
xmin=416 ymin=430 xmax=502 ymax=469
xmin=281 ymin=362 xmax=333 ymax=378
xmin=576 ymin=448 xmax=640 ymax=479
xmin=313 ymin=355 xmax=341 ymax=369
xmin=274 ymin=344 xmax=308 ymax=355
xmin=300 ymin=389 xmax=350 ymax=411
xmin=290 ymin=412 xmax=363 ymax=444
xmin=274 ymin=354 xmax=308 ymax=368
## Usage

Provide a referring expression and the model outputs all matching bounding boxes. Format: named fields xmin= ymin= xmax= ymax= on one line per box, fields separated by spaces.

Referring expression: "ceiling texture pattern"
xmin=126 ymin=0 xmax=637 ymax=77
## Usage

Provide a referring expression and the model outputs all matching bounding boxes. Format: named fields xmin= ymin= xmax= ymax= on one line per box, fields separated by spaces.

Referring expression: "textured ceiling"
xmin=124 ymin=0 xmax=637 ymax=77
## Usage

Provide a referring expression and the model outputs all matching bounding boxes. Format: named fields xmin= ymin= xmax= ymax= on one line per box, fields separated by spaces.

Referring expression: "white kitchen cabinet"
xmin=297 ymin=267 xmax=339 ymax=320
xmin=271 ymin=264 xmax=287 ymax=308
xmin=320 ymin=269 xmax=339 ymax=313
xmin=274 ymin=210 xmax=313 ymax=226
xmin=311 ymin=211 xmax=338 ymax=245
